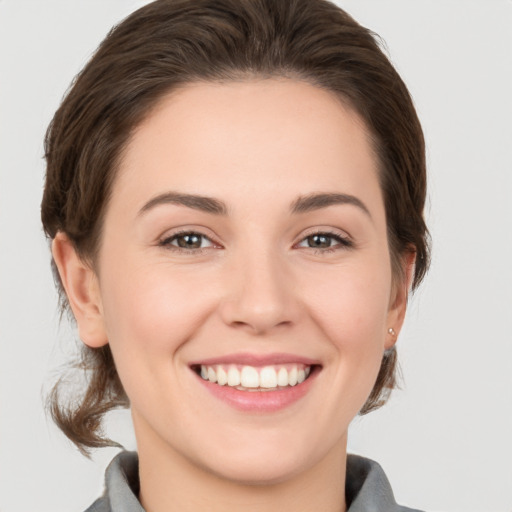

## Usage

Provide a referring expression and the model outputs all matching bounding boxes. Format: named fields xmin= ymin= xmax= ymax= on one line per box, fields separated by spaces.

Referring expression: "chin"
xmin=192 ymin=428 xmax=323 ymax=486
xmin=207 ymin=452 xmax=307 ymax=486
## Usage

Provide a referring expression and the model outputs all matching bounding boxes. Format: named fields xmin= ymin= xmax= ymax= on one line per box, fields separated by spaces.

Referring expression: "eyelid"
xmin=297 ymin=226 xmax=352 ymax=242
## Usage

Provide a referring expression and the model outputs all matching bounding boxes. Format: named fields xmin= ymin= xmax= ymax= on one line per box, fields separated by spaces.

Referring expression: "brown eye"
xmin=176 ymin=233 xmax=203 ymax=248
xmin=297 ymin=232 xmax=353 ymax=251
xmin=161 ymin=232 xmax=215 ymax=250
xmin=306 ymin=234 xmax=333 ymax=248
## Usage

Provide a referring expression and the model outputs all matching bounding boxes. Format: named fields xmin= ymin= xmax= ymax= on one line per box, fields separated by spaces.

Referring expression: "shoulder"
xmin=346 ymin=454 xmax=425 ymax=512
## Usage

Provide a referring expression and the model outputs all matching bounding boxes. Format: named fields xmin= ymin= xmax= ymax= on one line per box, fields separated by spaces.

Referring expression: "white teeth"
xmin=199 ymin=363 xmax=313 ymax=390
xmin=207 ymin=367 xmax=217 ymax=383
xmin=260 ymin=366 xmax=277 ymax=388
xmin=288 ymin=366 xmax=298 ymax=386
xmin=217 ymin=366 xmax=228 ymax=385
xmin=277 ymin=367 xmax=288 ymax=387
xmin=227 ymin=366 xmax=241 ymax=386
xmin=241 ymin=366 xmax=259 ymax=388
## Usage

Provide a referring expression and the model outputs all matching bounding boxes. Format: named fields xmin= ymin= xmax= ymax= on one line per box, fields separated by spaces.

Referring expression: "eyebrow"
xmin=291 ymin=192 xmax=371 ymax=218
xmin=138 ymin=191 xmax=370 ymax=218
xmin=138 ymin=192 xmax=228 ymax=216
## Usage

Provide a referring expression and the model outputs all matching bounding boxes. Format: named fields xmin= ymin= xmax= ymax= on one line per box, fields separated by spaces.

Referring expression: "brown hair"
xmin=42 ymin=0 xmax=429 ymax=454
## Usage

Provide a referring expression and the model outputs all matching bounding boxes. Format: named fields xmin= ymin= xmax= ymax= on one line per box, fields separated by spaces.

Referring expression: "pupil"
xmin=309 ymin=234 xmax=330 ymax=248
xmin=178 ymin=234 xmax=201 ymax=248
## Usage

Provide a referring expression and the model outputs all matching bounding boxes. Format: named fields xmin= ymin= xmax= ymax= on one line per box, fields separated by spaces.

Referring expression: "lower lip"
xmin=194 ymin=368 xmax=319 ymax=412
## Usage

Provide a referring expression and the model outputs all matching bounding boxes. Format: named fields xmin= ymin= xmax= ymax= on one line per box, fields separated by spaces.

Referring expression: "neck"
xmin=136 ymin=425 xmax=347 ymax=512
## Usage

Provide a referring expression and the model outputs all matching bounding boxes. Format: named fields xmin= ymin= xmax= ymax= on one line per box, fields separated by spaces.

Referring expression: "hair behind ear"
xmin=359 ymin=347 xmax=399 ymax=415
xmin=47 ymin=345 xmax=129 ymax=456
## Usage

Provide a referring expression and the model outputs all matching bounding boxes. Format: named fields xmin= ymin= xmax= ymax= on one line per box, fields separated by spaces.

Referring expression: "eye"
xmin=160 ymin=231 xmax=216 ymax=251
xmin=297 ymin=231 xmax=353 ymax=251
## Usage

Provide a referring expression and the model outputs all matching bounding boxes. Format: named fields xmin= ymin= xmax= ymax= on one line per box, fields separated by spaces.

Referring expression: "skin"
xmin=53 ymin=79 xmax=412 ymax=512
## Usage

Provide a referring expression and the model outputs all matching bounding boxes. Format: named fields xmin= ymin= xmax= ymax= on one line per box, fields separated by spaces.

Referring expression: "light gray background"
xmin=1 ymin=1 xmax=511 ymax=511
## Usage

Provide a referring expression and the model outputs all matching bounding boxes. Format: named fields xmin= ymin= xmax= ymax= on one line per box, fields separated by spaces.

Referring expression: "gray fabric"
xmin=85 ymin=452 xmax=144 ymax=512
xmin=85 ymin=451 xmax=424 ymax=512
xmin=345 ymin=455 xmax=423 ymax=512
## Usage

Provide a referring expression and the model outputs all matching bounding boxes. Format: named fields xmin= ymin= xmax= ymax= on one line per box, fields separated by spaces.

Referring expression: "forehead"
xmin=112 ymin=79 xmax=383 ymax=218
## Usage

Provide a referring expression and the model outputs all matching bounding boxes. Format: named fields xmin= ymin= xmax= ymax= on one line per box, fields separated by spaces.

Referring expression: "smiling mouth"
xmin=192 ymin=363 xmax=318 ymax=391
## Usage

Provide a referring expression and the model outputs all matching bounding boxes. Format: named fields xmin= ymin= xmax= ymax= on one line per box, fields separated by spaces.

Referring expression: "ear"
xmin=385 ymin=250 xmax=416 ymax=350
xmin=52 ymin=232 xmax=108 ymax=348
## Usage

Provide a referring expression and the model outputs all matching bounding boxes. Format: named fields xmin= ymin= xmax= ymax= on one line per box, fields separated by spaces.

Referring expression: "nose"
xmin=219 ymin=249 xmax=299 ymax=335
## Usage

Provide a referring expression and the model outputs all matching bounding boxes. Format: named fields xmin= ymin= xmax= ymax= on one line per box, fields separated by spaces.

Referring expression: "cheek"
xmin=299 ymin=256 xmax=392 ymax=408
xmin=286 ymin=259 xmax=392 ymax=429
xmin=302 ymin=260 xmax=391 ymax=346
xmin=99 ymin=260 xmax=215 ymax=358
xmin=97 ymin=261 xmax=222 ymax=413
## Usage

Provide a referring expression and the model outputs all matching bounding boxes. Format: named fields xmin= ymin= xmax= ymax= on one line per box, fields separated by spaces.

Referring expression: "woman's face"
xmin=89 ymin=79 xmax=406 ymax=483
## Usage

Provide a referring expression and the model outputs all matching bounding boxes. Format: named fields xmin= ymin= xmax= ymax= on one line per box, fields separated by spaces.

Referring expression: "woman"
xmin=41 ymin=0 xmax=429 ymax=511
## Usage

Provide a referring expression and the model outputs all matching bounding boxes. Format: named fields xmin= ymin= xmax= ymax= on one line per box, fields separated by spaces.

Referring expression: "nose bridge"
xmin=220 ymin=241 xmax=296 ymax=334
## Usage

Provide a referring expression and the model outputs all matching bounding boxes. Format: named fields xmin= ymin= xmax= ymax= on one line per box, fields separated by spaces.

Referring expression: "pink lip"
xmin=189 ymin=352 xmax=321 ymax=367
xmin=190 ymin=354 xmax=321 ymax=413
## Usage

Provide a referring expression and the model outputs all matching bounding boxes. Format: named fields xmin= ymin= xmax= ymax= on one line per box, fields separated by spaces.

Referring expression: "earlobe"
xmin=385 ymin=250 xmax=416 ymax=349
xmin=52 ymin=232 xmax=108 ymax=348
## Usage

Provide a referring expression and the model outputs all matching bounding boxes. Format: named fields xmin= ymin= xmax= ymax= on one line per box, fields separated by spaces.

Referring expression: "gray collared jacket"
xmin=85 ymin=451 xmax=424 ymax=512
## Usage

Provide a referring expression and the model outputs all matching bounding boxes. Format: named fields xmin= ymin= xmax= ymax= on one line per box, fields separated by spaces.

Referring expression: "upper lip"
xmin=189 ymin=352 xmax=321 ymax=367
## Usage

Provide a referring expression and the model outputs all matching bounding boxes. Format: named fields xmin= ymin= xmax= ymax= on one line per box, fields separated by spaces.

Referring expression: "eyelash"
xmin=297 ymin=230 xmax=354 ymax=254
xmin=158 ymin=230 xmax=354 ymax=255
xmin=158 ymin=230 xmax=217 ymax=255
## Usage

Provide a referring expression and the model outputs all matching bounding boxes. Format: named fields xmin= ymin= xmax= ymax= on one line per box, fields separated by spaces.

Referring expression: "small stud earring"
xmin=388 ymin=327 xmax=396 ymax=337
